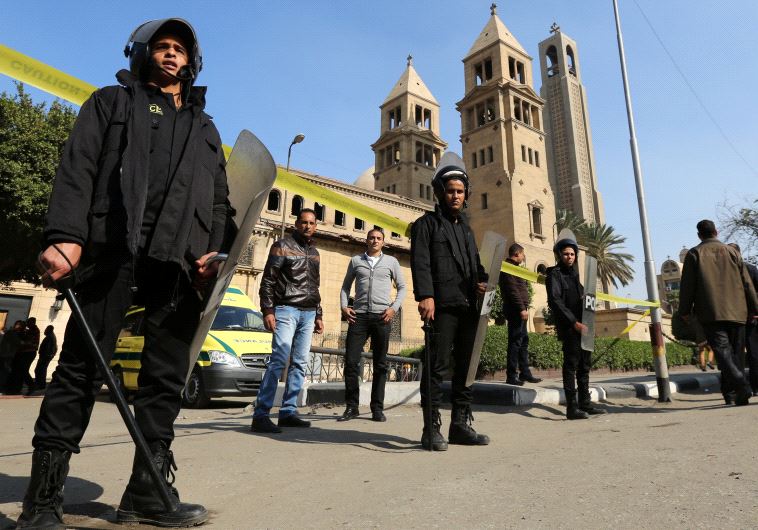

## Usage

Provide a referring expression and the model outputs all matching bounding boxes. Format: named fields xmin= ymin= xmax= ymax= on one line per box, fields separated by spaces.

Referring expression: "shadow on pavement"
xmin=0 ymin=473 xmax=109 ymax=529
xmin=257 ymin=425 xmax=419 ymax=453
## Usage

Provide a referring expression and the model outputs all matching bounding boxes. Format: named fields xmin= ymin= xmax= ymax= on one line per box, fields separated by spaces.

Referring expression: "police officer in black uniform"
xmin=18 ymin=19 xmax=232 ymax=528
xmin=411 ymin=156 xmax=489 ymax=451
xmin=546 ymin=238 xmax=605 ymax=420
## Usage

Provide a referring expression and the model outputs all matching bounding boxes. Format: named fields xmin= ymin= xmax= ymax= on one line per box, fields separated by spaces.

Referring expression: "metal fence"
xmin=305 ymin=332 xmax=424 ymax=383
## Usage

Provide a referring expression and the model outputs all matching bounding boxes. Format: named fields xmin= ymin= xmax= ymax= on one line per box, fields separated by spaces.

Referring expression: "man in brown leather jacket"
xmin=680 ymin=220 xmax=758 ymax=405
xmin=252 ymin=209 xmax=324 ymax=433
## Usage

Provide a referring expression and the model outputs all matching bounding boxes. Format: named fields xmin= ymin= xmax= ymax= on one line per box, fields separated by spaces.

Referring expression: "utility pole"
xmin=612 ymin=0 xmax=671 ymax=402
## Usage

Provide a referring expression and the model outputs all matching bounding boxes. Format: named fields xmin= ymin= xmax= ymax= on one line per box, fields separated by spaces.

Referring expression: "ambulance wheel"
xmin=109 ymin=365 xmax=130 ymax=403
xmin=183 ymin=368 xmax=211 ymax=408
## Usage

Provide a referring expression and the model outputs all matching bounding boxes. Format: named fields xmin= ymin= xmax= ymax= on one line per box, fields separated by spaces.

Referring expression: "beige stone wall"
xmin=0 ymin=281 xmax=72 ymax=382
xmin=595 ymin=309 xmax=672 ymax=342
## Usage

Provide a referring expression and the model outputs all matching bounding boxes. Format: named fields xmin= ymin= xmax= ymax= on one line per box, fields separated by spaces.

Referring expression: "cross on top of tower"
xmin=550 ymin=22 xmax=560 ymax=34
xmin=490 ymin=3 xmax=497 ymax=15
xmin=407 ymin=54 xmax=413 ymax=67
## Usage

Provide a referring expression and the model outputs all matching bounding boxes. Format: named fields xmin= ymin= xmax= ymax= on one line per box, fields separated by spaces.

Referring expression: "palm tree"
xmin=555 ymin=209 xmax=586 ymax=237
xmin=580 ymin=223 xmax=635 ymax=308
xmin=554 ymin=210 xmax=635 ymax=308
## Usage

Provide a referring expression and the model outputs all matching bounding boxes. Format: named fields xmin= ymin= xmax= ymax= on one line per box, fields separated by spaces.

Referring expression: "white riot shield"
xmin=466 ymin=231 xmax=508 ymax=386
xmin=581 ymin=255 xmax=598 ymax=352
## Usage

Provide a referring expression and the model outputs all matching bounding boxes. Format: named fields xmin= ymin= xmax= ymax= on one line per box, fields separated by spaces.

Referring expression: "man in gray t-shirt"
xmin=339 ymin=228 xmax=406 ymax=422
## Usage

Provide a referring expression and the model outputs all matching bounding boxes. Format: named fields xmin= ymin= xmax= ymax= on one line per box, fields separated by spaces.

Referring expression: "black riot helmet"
xmin=431 ymin=151 xmax=471 ymax=203
xmin=123 ymin=18 xmax=202 ymax=84
xmin=553 ymin=237 xmax=579 ymax=256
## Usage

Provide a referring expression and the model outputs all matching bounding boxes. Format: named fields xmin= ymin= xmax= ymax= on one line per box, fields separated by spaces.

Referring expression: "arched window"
xmin=546 ymin=45 xmax=559 ymax=77
xmin=314 ymin=202 xmax=325 ymax=222
xmin=566 ymin=45 xmax=576 ymax=76
xmin=267 ymin=189 xmax=281 ymax=212
xmin=291 ymin=195 xmax=304 ymax=216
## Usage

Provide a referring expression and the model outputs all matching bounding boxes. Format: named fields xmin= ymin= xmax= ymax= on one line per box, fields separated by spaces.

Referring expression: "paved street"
xmin=2 ymin=383 xmax=757 ymax=529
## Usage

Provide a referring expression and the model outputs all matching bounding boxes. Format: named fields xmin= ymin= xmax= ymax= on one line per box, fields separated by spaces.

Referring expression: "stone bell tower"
xmin=457 ymin=3 xmax=557 ymax=316
xmin=371 ymin=56 xmax=447 ymax=205
xmin=539 ymin=23 xmax=605 ymax=225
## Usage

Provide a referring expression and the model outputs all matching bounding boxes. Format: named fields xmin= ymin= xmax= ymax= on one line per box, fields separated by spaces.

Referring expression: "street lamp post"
xmin=612 ymin=0 xmax=671 ymax=401
xmin=280 ymin=133 xmax=305 ymax=238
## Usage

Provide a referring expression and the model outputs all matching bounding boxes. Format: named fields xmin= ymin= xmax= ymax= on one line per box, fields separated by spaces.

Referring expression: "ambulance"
xmin=110 ymin=287 xmax=271 ymax=408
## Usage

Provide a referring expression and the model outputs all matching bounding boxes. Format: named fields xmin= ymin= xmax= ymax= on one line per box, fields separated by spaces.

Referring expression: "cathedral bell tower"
xmin=371 ymin=56 xmax=447 ymax=204
xmin=539 ymin=23 xmax=605 ymax=225
xmin=458 ymin=4 xmax=557 ymax=314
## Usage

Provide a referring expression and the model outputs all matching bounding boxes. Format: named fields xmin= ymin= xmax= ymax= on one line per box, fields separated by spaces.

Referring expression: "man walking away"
xmin=252 ymin=209 xmax=324 ymax=433
xmin=679 ymin=221 xmax=758 ymax=406
xmin=546 ymin=238 xmax=606 ymax=420
xmin=35 ymin=326 xmax=58 ymax=390
xmin=499 ymin=243 xmax=541 ymax=386
xmin=339 ymin=228 xmax=406 ymax=422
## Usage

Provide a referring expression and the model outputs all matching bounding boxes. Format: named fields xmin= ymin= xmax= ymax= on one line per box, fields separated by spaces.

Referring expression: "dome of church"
xmin=353 ymin=166 xmax=375 ymax=190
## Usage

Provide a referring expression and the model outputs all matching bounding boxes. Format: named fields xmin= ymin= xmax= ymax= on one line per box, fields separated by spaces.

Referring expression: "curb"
xmin=303 ymin=371 xmax=722 ymax=408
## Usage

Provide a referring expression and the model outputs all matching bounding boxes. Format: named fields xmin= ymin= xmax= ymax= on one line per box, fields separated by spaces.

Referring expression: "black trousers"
xmin=5 ymin=350 xmax=35 ymax=394
xmin=560 ymin=330 xmax=591 ymax=398
xmin=34 ymin=355 xmax=55 ymax=389
xmin=745 ymin=320 xmax=758 ymax=392
xmin=420 ymin=306 xmax=478 ymax=411
xmin=703 ymin=321 xmax=750 ymax=401
xmin=343 ymin=313 xmax=390 ymax=412
xmin=33 ymin=257 xmax=201 ymax=453
xmin=506 ymin=314 xmax=532 ymax=380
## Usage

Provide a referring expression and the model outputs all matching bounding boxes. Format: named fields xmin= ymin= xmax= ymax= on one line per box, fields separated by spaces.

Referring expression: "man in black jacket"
xmin=499 ymin=243 xmax=541 ymax=386
xmin=19 ymin=19 xmax=230 ymax=528
xmin=411 ymin=158 xmax=489 ymax=451
xmin=252 ymin=209 xmax=324 ymax=434
xmin=546 ymin=238 xmax=605 ymax=420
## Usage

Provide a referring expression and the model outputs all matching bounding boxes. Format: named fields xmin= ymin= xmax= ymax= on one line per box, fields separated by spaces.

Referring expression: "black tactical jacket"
xmin=259 ymin=231 xmax=322 ymax=317
xmin=546 ymin=263 xmax=584 ymax=339
xmin=44 ymin=69 xmax=232 ymax=275
xmin=410 ymin=206 xmax=486 ymax=309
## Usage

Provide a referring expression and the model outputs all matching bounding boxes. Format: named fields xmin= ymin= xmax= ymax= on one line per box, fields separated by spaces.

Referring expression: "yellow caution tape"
xmin=274 ymin=168 xmax=413 ymax=237
xmin=500 ymin=261 xmax=544 ymax=284
xmin=500 ymin=261 xmax=660 ymax=308
xmin=0 ymin=44 xmax=413 ymax=238
xmin=596 ymin=292 xmax=660 ymax=308
xmin=0 ymin=44 xmax=96 ymax=106
xmin=1 ymin=44 xmax=661 ymax=308
xmin=619 ymin=309 xmax=651 ymax=335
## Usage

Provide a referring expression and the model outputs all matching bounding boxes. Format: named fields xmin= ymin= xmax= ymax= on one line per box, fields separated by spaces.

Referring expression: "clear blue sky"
xmin=2 ymin=1 xmax=757 ymax=301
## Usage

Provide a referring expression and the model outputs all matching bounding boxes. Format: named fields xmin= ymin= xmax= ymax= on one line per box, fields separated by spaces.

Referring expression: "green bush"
xmin=397 ymin=346 xmax=423 ymax=358
xmin=476 ymin=325 xmax=695 ymax=375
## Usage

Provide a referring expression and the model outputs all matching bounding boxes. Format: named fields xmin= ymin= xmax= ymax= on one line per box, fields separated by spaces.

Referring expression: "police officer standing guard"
xmin=19 ymin=19 xmax=231 ymax=528
xmin=411 ymin=156 xmax=490 ymax=451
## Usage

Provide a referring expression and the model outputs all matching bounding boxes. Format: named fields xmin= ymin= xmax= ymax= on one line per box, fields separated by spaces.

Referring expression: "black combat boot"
xmin=421 ymin=409 xmax=448 ymax=451
xmin=117 ymin=441 xmax=208 ymax=527
xmin=578 ymin=388 xmax=607 ymax=415
xmin=565 ymin=391 xmax=589 ymax=420
xmin=448 ymin=405 xmax=490 ymax=446
xmin=16 ymin=448 xmax=71 ymax=529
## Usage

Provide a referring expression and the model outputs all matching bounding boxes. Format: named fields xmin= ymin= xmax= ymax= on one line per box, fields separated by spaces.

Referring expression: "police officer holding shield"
xmin=18 ymin=19 xmax=231 ymax=528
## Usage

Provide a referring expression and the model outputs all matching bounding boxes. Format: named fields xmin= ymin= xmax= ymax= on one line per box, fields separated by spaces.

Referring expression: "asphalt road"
xmin=1 ymin=387 xmax=756 ymax=529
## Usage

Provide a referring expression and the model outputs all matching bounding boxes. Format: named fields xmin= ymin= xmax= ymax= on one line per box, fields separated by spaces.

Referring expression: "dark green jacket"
xmin=679 ymin=238 xmax=758 ymax=324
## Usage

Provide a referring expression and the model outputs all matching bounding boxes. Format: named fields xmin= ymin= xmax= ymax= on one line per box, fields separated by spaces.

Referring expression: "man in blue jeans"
xmin=338 ymin=228 xmax=406 ymax=422
xmin=252 ymin=209 xmax=324 ymax=433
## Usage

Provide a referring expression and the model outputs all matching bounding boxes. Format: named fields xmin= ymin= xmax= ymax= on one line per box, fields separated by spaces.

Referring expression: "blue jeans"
xmin=254 ymin=306 xmax=316 ymax=419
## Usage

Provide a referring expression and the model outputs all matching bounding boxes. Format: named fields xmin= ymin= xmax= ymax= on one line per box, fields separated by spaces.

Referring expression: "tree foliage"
xmin=554 ymin=209 xmax=635 ymax=295
xmin=0 ymin=83 xmax=77 ymax=284
xmin=720 ymin=198 xmax=758 ymax=264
